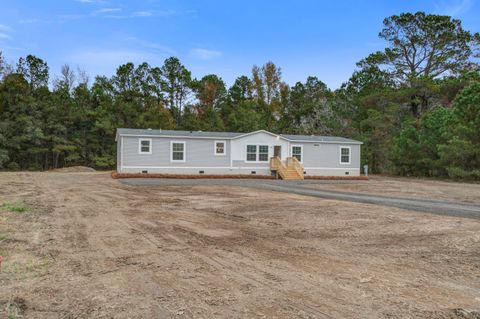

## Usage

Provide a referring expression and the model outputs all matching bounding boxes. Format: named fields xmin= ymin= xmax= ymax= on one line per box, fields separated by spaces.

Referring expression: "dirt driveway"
xmin=1 ymin=172 xmax=480 ymax=318
xmin=122 ymin=178 xmax=480 ymax=219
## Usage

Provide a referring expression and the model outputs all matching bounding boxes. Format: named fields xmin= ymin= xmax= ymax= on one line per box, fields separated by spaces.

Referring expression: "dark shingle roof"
xmin=117 ymin=128 xmax=362 ymax=144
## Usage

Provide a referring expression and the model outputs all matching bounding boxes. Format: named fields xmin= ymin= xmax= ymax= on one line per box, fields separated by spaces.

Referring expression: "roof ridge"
xmin=116 ymin=128 xmax=362 ymax=144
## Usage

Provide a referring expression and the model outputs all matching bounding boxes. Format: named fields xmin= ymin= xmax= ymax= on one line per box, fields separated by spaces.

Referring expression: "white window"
xmin=340 ymin=146 xmax=351 ymax=164
xmin=291 ymin=145 xmax=303 ymax=162
xmin=171 ymin=141 xmax=186 ymax=162
xmin=214 ymin=141 xmax=226 ymax=156
xmin=246 ymin=144 xmax=269 ymax=162
xmin=258 ymin=145 xmax=269 ymax=162
xmin=138 ymin=138 xmax=152 ymax=154
xmin=246 ymin=145 xmax=257 ymax=161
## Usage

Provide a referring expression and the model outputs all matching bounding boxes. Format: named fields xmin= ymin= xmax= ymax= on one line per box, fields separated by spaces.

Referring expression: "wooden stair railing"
xmin=270 ymin=156 xmax=288 ymax=180
xmin=270 ymin=156 xmax=304 ymax=180
xmin=290 ymin=156 xmax=304 ymax=180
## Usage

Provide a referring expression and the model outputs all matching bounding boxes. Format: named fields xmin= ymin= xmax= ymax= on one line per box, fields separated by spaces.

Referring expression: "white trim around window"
xmin=291 ymin=144 xmax=303 ymax=163
xmin=245 ymin=143 xmax=270 ymax=163
xmin=214 ymin=140 xmax=226 ymax=156
xmin=171 ymin=141 xmax=186 ymax=162
xmin=138 ymin=138 xmax=152 ymax=154
xmin=339 ymin=146 xmax=351 ymax=164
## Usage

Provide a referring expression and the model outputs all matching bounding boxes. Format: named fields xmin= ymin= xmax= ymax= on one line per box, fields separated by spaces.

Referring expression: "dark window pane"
xmin=341 ymin=148 xmax=350 ymax=163
xmin=173 ymin=152 xmax=183 ymax=160
xmin=140 ymin=140 xmax=150 ymax=153
xmin=216 ymin=142 xmax=225 ymax=154
xmin=292 ymin=146 xmax=302 ymax=161
xmin=259 ymin=154 xmax=268 ymax=162
xmin=173 ymin=143 xmax=184 ymax=151
xmin=258 ymin=145 xmax=268 ymax=161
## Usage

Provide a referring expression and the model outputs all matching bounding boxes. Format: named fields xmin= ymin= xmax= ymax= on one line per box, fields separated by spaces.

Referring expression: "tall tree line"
xmin=1 ymin=12 xmax=479 ymax=179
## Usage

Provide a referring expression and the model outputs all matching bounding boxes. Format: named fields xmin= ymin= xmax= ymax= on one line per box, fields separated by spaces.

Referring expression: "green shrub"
xmin=1 ymin=202 xmax=27 ymax=213
xmin=447 ymin=167 xmax=480 ymax=180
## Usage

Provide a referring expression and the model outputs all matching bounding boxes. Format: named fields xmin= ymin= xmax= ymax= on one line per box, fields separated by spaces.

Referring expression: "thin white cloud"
xmin=0 ymin=24 xmax=12 ymax=41
xmin=18 ymin=7 xmax=183 ymax=25
xmin=190 ymin=48 xmax=223 ymax=60
xmin=132 ymin=11 xmax=153 ymax=17
xmin=434 ymin=0 xmax=472 ymax=16
xmin=94 ymin=8 xmax=121 ymax=14
xmin=105 ymin=9 xmax=174 ymax=19
xmin=0 ymin=24 xmax=11 ymax=31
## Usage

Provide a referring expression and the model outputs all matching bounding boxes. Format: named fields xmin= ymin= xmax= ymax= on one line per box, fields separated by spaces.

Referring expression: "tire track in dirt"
xmin=123 ymin=178 xmax=480 ymax=219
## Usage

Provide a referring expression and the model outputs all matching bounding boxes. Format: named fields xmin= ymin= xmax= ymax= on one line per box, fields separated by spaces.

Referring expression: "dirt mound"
xmin=50 ymin=166 xmax=96 ymax=172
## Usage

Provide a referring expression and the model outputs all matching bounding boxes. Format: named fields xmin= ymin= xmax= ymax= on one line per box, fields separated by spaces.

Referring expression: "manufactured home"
xmin=116 ymin=129 xmax=362 ymax=179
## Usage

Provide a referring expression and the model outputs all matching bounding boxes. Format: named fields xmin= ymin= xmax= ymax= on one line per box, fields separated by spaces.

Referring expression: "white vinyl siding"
xmin=171 ymin=141 xmax=186 ymax=162
xmin=119 ymin=130 xmax=361 ymax=176
xmin=138 ymin=138 xmax=152 ymax=154
xmin=123 ymin=137 xmax=231 ymax=168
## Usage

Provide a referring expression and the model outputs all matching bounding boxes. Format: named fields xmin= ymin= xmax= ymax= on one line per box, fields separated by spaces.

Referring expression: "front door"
xmin=273 ymin=145 xmax=282 ymax=158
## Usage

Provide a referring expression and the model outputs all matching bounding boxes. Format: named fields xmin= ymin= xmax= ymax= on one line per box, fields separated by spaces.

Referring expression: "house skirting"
xmin=118 ymin=166 xmax=360 ymax=177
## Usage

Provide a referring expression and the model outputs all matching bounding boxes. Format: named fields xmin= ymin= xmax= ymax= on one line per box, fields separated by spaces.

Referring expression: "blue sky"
xmin=0 ymin=0 xmax=479 ymax=89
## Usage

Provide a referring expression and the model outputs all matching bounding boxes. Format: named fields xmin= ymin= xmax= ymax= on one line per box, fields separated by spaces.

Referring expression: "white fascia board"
xmin=231 ymin=129 xmax=289 ymax=141
xmin=287 ymin=140 xmax=363 ymax=145
xmin=118 ymin=134 xmax=233 ymax=140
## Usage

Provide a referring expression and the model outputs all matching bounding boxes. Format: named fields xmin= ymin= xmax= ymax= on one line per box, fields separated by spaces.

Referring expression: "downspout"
xmin=229 ymin=140 xmax=233 ymax=170
xmin=120 ymin=136 xmax=124 ymax=173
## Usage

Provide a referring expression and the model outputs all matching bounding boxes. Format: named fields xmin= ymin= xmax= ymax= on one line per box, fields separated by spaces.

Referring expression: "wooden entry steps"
xmin=270 ymin=156 xmax=304 ymax=180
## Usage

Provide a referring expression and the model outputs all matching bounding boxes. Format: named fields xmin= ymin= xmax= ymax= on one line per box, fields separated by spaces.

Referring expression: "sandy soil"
xmin=49 ymin=166 xmax=96 ymax=172
xmin=303 ymin=175 xmax=480 ymax=204
xmin=0 ymin=172 xmax=479 ymax=318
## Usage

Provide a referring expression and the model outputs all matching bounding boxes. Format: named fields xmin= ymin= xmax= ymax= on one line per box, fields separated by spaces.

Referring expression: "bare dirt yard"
xmin=1 ymin=172 xmax=479 ymax=318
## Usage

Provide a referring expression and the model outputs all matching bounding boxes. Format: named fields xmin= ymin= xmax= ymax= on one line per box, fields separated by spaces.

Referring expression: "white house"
xmin=116 ymin=129 xmax=362 ymax=179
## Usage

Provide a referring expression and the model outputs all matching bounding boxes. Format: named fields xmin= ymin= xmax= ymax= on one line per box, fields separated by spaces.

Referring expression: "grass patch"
xmin=1 ymin=202 xmax=27 ymax=213
xmin=2 ymin=255 xmax=53 ymax=279
xmin=4 ymin=297 xmax=26 ymax=319
xmin=0 ymin=232 xmax=8 ymax=241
